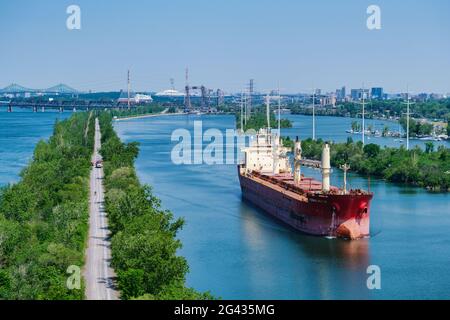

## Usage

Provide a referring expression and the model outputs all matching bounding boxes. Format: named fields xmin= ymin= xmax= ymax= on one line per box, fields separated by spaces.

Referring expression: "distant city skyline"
xmin=1 ymin=82 xmax=448 ymax=97
xmin=1 ymin=0 xmax=449 ymax=94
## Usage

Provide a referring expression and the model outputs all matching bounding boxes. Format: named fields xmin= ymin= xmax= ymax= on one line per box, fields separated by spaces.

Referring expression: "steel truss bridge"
xmin=0 ymin=100 xmax=131 ymax=112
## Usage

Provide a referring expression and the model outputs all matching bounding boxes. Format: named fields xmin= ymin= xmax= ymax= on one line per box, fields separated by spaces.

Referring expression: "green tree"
xmin=363 ymin=144 xmax=381 ymax=158
xmin=425 ymin=142 xmax=435 ymax=154
xmin=117 ymin=268 xmax=146 ymax=300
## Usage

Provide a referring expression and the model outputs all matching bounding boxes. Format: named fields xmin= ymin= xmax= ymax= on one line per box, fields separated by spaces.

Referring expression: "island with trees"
xmin=236 ymin=107 xmax=292 ymax=131
xmin=0 ymin=111 xmax=214 ymax=300
xmin=0 ymin=112 xmax=95 ymax=299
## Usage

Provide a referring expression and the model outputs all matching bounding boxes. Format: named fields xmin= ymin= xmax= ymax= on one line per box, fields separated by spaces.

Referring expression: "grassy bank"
xmin=0 ymin=113 xmax=94 ymax=299
xmin=287 ymin=138 xmax=450 ymax=191
xmin=97 ymin=112 xmax=213 ymax=300
xmin=110 ymin=104 xmax=170 ymax=119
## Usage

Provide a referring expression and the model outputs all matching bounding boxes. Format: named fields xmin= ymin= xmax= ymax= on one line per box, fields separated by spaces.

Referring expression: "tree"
xmin=117 ymin=268 xmax=146 ymax=300
xmin=351 ymin=121 xmax=361 ymax=132
xmin=0 ymin=112 xmax=94 ymax=300
xmin=425 ymin=142 xmax=435 ymax=154
xmin=363 ymin=144 xmax=381 ymax=158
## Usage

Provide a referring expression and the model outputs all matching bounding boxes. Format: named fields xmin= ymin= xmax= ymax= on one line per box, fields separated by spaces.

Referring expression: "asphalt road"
xmin=84 ymin=118 xmax=119 ymax=300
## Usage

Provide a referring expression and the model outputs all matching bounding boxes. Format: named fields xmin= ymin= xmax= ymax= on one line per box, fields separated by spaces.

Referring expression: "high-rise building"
xmin=351 ymin=88 xmax=369 ymax=101
xmin=336 ymin=86 xmax=346 ymax=101
xmin=351 ymin=89 xmax=360 ymax=101
xmin=371 ymin=87 xmax=383 ymax=100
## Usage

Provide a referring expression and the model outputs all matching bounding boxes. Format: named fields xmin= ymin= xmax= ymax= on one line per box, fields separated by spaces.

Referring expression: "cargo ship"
xmin=238 ymin=129 xmax=373 ymax=240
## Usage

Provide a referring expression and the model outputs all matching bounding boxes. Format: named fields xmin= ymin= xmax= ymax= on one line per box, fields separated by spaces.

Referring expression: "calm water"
xmin=114 ymin=115 xmax=450 ymax=300
xmin=282 ymin=114 xmax=450 ymax=149
xmin=1 ymin=112 xmax=449 ymax=299
xmin=0 ymin=109 xmax=71 ymax=186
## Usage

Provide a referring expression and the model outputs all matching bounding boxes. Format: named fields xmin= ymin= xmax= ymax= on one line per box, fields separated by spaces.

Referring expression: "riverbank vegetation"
xmin=289 ymin=138 xmax=450 ymax=191
xmin=110 ymin=104 xmax=168 ymax=119
xmin=0 ymin=113 xmax=94 ymax=299
xmin=399 ymin=117 xmax=433 ymax=136
xmin=236 ymin=108 xmax=292 ymax=131
xmin=97 ymin=112 xmax=213 ymax=300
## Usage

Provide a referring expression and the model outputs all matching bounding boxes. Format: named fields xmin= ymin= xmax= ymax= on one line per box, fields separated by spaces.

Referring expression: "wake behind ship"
xmin=238 ymin=129 xmax=373 ymax=240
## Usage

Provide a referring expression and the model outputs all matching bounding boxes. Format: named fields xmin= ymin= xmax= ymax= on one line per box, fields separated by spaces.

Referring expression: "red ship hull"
xmin=238 ymin=169 xmax=373 ymax=239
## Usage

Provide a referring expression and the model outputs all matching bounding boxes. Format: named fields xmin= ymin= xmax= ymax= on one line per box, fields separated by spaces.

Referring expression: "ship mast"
xmin=294 ymin=136 xmax=302 ymax=184
xmin=273 ymin=130 xmax=280 ymax=175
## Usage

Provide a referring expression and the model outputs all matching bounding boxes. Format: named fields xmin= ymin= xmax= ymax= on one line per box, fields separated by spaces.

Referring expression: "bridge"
xmin=0 ymin=100 xmax=130 ymax=112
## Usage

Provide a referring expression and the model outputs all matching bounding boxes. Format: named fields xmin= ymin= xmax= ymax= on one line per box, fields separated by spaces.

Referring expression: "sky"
xmin=0 ymin=0 xmax=449 ymax=94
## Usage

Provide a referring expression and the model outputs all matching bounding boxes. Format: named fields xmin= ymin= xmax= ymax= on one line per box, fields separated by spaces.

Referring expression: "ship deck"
xmin=241 ymin=168 xmax=369 ymax=198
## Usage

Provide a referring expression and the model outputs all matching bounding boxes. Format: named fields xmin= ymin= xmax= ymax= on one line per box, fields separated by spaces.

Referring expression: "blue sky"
xmin=0 ymin=0 xmax=449 ymax=94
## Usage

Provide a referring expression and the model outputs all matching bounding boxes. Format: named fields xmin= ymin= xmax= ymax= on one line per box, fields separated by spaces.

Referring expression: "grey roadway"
xmin=84 ymin=117 xmax=119 ymax=300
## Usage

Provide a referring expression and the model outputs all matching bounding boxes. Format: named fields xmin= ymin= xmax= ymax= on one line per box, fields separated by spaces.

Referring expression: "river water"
xmin=1 ymin=111 xmax=449 ymax=299
xmin=113 ymin=114 xmax=450 ymax=300
xmin=0 ymin=109 xmax=71 ymax=186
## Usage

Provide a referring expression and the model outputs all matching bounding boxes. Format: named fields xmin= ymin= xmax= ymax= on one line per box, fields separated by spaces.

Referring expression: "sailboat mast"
xmin=240 ymin=90 xmax=244 ymax=131
xmin=278 ymin=85 xmax=281 ymax=135
xmin=362 ymin=85 xmax=366 ymax=145
xmin=312 ymin=89 xmax=316 ymax=140
xmin=406 ymin=89 xmax=410 ymax=151
xmin=266 ymin=94 xmax=271 ymax=129
xmin=127 ymin=69 xmax=131 ymax=109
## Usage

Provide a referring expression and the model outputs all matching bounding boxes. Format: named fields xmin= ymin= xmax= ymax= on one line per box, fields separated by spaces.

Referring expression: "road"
xmin=84 ymin=118 xmax=119 ymax=300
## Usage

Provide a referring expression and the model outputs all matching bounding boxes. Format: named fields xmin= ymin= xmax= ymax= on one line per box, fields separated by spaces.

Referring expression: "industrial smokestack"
xmin=294 ymin=136 xmax=302 ymax=184
xmin=322 ymin=144 xmax=331 ymax=192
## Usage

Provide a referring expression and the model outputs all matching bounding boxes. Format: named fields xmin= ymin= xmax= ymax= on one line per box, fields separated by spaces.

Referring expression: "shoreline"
xmin=113 ymin=112 xmax=186 ymax=121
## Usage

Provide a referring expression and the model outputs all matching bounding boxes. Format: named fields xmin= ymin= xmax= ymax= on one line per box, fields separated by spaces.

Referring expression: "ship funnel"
xmin=294 ymin=137 xmax=302 ymax=184
xmin=321 ymin=144 xmax=331 ymax=192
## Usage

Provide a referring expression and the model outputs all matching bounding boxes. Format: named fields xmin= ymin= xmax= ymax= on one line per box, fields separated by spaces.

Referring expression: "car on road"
xmin=93 ymin=160 xmax=103 ymax=168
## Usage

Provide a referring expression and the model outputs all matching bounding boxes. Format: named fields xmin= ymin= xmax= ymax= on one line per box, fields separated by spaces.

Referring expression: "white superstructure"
xmin=241 ymin=129 xmax=291 ymax=175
